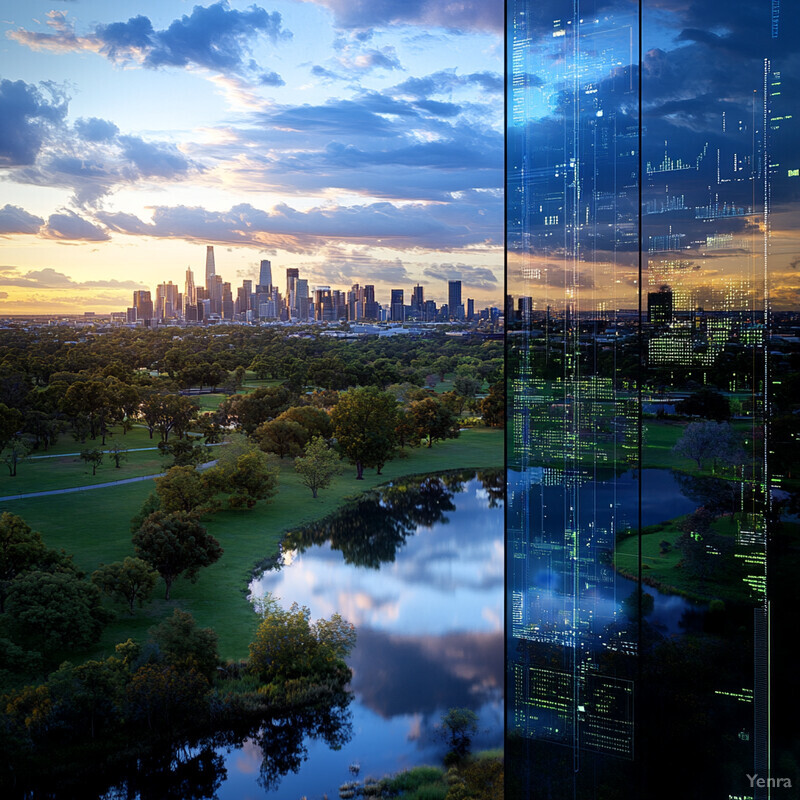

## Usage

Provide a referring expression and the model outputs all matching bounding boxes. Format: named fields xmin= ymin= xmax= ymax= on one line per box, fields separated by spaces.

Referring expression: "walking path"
xmin=30 ymin=442 xmax=225 ymax=459
xmin=0 ymin=459 xmax=218 ymax=503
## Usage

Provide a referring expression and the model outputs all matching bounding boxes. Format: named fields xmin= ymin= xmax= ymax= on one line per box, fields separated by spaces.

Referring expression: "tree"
xmin=108 ymin=441 xmax=129 ymax=469
xmin=254 ymin=418 xmax=306 ymax=459
xmin=0 ymin=403 xmax=23 ymax=453
xmin=158 ymin=438 xmax=208 ymax=467
xmin=3 ymin=436 xmax=31 ymax=477
xmin=480 ymin=381 xmax=504 ymax=427
xmin=672 ymin=420 xmax=742 ymax=470
xmin=409 ymin=396 xmax=460 ymax=448
xmin=277 ymin=405 xmax=332 ymax=440
xmin=294 ymin=436 xmax=342 ymax=498
xmin=125 ymin=663 xmax=209 ymax=733
xmin=148 ymin=608 xmax=219 ymax=679
xmin=133 ymin=511 xmax=223 ymax=600
xmin=453 ymin=375 xmax=482 ymax=398
xmin=155 ymin=465 xmax=216 ymax=514
xmin=676 ymin=388 xmax=731 ymax=421
xmin=331 ymin=386 xmax=399 ymax=479
xmin=80 ymin=447 xmax=104 ymax=475
xmin=248 ymin=594 xmax=356 ymax=685
xmin=203 ymin=442 xmax=278 ymax=508
xmin=91 ymin=557 xmax=159 ymax=614
xmin=0 ymin=512 xmax=48 ymax=613
xmin=439 ymin=707 xmax=479 ymax=759
xmin=6 ymin=570 xmax=110 ymax=651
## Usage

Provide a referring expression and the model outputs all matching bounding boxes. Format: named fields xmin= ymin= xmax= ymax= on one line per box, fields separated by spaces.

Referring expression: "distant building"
xmin=448 ymin=280 xmax=463 ymax=320
xmin=132 ymin=290 xmax=153 ymax=323
xmin=390 ymin=289 xmax=405 ymax=322
xmin=259 ymin=259 xmax=273 ymax=289
xmin=647 ymin=288 xmax=673 ymax=323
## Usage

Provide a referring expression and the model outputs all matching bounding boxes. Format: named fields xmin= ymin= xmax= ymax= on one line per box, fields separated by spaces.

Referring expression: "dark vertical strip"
xmin=503 ymin=0 xmax=510 ymax=787
xmin=636 ymin=0 xmax=644 ymax=795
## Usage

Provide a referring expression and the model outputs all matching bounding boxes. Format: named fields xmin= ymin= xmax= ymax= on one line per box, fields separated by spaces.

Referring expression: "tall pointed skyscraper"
xmin=205 ymin=246 xmax=215 ymax=290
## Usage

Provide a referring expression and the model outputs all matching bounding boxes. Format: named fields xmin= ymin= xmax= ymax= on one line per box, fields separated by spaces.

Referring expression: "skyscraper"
xmin=184 ymin=268 xmax=196 ymax=315
xmin=259 ymin=260 xmax=272 ymax=289
xmin=448 ymin=280 xmax=462 ymax=320
xmin=363 ymin=285 xmax=378 ymax=319
xmin=205 ymin=246 xmax=215 ymax=291
xmin=390 ymin=289 xmax=404 ymax=322
xmin=411 ymin=284 xmax=424 ymax=319
xmin=132 ymin=290 xmax=153 ymax=323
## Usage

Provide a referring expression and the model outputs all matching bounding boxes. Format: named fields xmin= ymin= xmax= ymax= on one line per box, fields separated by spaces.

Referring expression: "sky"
xmin=0 ymin=0 xmax=504 ymax=314
xmin=507 ymin=0 xmax=800 ymax=312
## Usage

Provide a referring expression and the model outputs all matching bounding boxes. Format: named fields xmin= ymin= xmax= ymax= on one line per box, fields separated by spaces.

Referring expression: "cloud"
xmin=117 ymin=135 xmax=194 ymax=179
xmin=422 ymin=263 xmax=499 ymax=291
xmin=0 ymin=267 xmax=145 ymax=289
xmin=41 ymin=210 xmax=110 ymax=242
xmin=0 ymin=292 xmax=7 ymax=299
xmin=95 ymin=198 xmax=499 ymax=251
xmin=393 ymin=69 xmax=502 ymax=98
xmin=258 ymin=71 xmax=285 ymax=87
xmin=336 ymin=45 xmax=403 ymax=73
xmin=0 ymin=205 xmax=44 ymax=235
xmin=9 ymin=2 xmax=291 ymax=82
xmin=74 ymin=116 xmax=119 ymax=142
xmin=301 ymin=0 xmax=503 ymax=34
xmin=0 ymin=78 xmax=68 ymax=166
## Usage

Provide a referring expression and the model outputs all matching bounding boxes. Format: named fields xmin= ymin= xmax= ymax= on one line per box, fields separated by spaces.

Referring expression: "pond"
xmin=223 ymin=470 xmax=506 ymax=798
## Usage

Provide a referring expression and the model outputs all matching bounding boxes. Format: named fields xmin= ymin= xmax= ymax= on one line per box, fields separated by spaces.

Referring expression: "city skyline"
xmin=0 ymin=0 xmax=503 ymax=314
xmin=124 ymin=244 xmax=492 ymax=324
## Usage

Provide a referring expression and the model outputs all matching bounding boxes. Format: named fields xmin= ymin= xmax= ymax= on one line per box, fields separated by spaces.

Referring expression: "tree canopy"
xmin=132 ymin=511 xmax=223 ymax=600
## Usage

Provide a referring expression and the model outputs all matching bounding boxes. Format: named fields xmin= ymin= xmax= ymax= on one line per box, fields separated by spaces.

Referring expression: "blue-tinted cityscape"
xmin=507 ymin=0 xmax=798 ymax=797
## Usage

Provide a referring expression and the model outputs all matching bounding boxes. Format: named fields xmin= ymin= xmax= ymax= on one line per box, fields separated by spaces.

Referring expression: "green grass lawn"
xmin=0 ymin=447 xmax=168 ymax=497
xmin=615 ymin=514 xmax=753 ymax=604
xmin=2 ymin=426 xmax=503 ymax=663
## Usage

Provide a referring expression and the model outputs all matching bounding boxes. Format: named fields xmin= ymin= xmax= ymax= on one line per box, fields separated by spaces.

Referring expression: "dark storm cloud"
xmin=302 ymin=0 xmax=503 ymax=34
xmin=41 ymin=210 xmax=110 ymax=242
xmin=0 ymin=79 xmax=68 ymax=166
xmin=0 ymin=205 xmax=44 ymax=235
xmin=10 ymin=2 xmax=290 ymax=80
xmin=74 ymin=117 xmax=119 ymax=142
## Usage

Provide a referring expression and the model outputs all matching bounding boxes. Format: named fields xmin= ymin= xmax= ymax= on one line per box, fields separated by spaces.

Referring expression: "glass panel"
xmin=508 ymin=1 xmax=794 ymax=796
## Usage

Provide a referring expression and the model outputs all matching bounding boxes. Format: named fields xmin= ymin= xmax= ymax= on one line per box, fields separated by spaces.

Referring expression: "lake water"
xmin=222 ymin=471 xmax=505 ymax=798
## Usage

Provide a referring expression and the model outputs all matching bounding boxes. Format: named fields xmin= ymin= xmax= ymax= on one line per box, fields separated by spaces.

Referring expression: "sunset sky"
xmin=0 ymin=0 xmax=503 ymax=314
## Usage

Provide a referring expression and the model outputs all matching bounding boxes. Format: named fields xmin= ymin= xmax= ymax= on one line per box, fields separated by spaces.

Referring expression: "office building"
xmin=259 ymin=259 xmax=272 ymax=289
xmin=390 ymin=289 xmax=404 ymax=322
xmin=448 ymin=280 xmax=462 ymax=320
xmin=205 ymin=246 xmax=215 ymax=291
xmin=132 ymin=290 xmax=153 ymax=323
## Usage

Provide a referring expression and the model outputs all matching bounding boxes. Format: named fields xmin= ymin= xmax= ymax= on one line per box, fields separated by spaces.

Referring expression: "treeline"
xmin=0 ymin=326 xmax=502 ymax=475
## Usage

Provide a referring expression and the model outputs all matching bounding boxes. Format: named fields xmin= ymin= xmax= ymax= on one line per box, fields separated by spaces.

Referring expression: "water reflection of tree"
xmin=254 ymin=701 xmax=353 ymax=792
xmin=285 ymin=473 xmax=469 ymax=569
xmin=96 ymin=698 xmax=353 ymax=799
xmin=672 ymin=471 xmax=749 ymax=517
xmin=477 ymin=468 xmax=505 ymax=507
